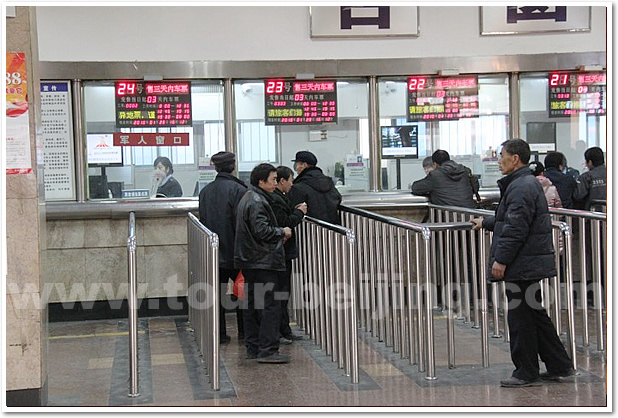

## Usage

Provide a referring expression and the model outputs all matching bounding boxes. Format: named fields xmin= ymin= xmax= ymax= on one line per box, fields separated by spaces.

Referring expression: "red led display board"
xmin=264 ymin=80 xmax=337 ymax=125
xmin=406 ymin=75 xmax=479 ymax=122
xmin=115 ymin=81 xmax=192 ymax=127
xmin=548 ymin=72 xmax=606 ymax=117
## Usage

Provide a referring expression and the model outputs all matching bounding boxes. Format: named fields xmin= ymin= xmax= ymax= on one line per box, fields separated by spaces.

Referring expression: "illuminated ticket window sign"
xmin=406 ymin=75 xmax=479 ymax=122
xmin=548 ymin=72 xmax=606 ymax=117
xmin=115 ymin=81 xmax=192 ymax=127
xmin=264 ymin=79 xmax=337 ymax=125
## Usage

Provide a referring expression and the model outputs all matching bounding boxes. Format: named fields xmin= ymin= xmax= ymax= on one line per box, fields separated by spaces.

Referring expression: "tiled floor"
xmin=47 ymin=311 xmax=608 ymax=409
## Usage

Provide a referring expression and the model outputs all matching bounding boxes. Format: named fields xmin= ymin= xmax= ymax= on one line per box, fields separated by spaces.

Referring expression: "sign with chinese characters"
xmin=481 ymin=6 xmax=591 ymax=35
xmin=407 ymin=76 xmax=479 ymax=122
xmin=264 ymin=80 xmax=338 ymax=125
xmin=548 ymin=72 xmax=606 ymax=117
xmin=113 ymin=132 xmax=190 ymax=146
xmin=6 ymin=52 xmax=32 ymax=174
xmin=41 ymin=81 xmax=75 ymax=200
xmin=121 ymin=189 xmax=150 ymax=199
xmin=115 ymin=81 xmax=192 ymax=127
xmin=310 ymin=6 xmax=419 ymax=38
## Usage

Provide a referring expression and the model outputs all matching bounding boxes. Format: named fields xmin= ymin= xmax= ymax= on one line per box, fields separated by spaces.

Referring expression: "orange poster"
xmin=6 ymin=52 xmax=32 ymax=174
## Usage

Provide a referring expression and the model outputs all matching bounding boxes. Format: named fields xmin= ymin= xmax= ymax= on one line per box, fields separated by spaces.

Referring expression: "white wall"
xmin=36 ymin=6 xmax=606 ymax=62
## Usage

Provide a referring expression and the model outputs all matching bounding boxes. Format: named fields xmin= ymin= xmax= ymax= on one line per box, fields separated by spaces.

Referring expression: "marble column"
xmin=6 ymin=6 xmax=48 ymax=406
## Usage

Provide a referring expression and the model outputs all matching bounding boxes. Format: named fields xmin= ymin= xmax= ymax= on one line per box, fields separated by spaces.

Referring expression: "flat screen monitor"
xmin=86 ymin=133 xmax=123 ymax=167
xmin=381 ymin=125 xmax=419 ymax=159
xmin=526 ymin=122 xmax=556 ymax=153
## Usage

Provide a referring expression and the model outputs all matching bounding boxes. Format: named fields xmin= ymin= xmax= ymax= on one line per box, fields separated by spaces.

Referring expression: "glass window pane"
xmin=82 ymin=80 xmax=224 ymax=200
xmin=378 ymin=75 xmax=509 ymax=190
xmin=234 ymin=79 xmax=370 ymax=193
xmin=519 ymin=72 xmax=607 ymax=176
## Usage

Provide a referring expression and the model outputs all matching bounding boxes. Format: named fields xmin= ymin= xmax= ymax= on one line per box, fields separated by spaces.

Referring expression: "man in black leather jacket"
xmin=272 ymin=166 xmax=307 ymax=342
xmin=288 ymin=151 xmax=342 ymax=225
xmin=411 ymin=150 xmax=478 ymax=208
xmin=199 ymin=151 xmax=247 ymax=343
xmin=235 ymin=163 xmax=292 ymax=364
xmin=472 ymin=139 xmax=574 ymax=388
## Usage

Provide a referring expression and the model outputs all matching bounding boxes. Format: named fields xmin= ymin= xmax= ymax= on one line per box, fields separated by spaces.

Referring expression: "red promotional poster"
xmin=6 ymin=52 xmax=32 ymax=174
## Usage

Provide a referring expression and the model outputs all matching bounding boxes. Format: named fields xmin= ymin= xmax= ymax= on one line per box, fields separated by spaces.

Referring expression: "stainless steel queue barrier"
xmin=340 ymin=205 xmax=479 ymax=379
xmin=428 ymin=204 xmax=582 ymax=368
xmin=290 ymin=216 xmax=359 ymax=384
xmin=549 ymin=206 xmax=607 ymax=352
xmin=187 ymin=212 xmax=220 ymax=391
xmin=127 ymin=212 xmax=139 ymax=397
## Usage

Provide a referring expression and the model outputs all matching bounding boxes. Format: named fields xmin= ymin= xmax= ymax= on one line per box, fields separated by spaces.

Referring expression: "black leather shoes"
xmin=257 ymin=352 xmax=290 ymax=364
xmin=500 ymin=376 xmax=541 ymax=387
xmin=284 ymin=333 xmax=305 ymax=341
xmin=540 ymin=368 xmax=576 ymax=381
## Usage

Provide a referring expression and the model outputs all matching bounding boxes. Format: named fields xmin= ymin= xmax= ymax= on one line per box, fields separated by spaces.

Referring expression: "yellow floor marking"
xmin=362 ymin=363 xmax=404 ymax=377
xmin=49 ymin=331 xmax=145 ymax=340
xmin=88 ymin=357 xmax=114 ymax=370
xmin=151 ymin=353 xmax=185 ymax=366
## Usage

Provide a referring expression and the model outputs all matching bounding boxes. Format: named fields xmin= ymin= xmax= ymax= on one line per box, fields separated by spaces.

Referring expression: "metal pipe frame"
xmin=186 ymin=213 xmax=220 ymax=391
xmin=127 ymin=212 xmax=139 ymax=397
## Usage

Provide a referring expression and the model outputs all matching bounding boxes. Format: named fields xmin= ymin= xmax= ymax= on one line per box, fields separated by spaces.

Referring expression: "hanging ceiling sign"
xmin=264 ymin=80 xmax=338 ymax=125
xmin=406 ymin=75 xmax=479 ymax=122
xmin=115 ymin=81 xmax=192 ymax=128
xmin=548 ymin=72 xmax=606 ymax=117
xmin=481 ymin=6 xmax=591 ymax=35
xmin=310 ymin=6 xmax=419 ymax=38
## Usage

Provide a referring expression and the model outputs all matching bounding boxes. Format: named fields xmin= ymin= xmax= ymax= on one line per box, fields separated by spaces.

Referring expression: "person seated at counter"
xmin=152 ymin=156 xmax=183 ymax=198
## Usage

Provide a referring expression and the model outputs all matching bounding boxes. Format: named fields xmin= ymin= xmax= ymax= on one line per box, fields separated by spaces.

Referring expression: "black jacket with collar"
xmin=271 ymin=189 xmax=304 ymax=260
xmin=198 ymin=172 xmax=247 ymax=269
xmin=234 ymin=186 xmax=286 ymax=272
xmin=482 ymin=166 xmax=556 ymax=282
xmin=288 ymin=166 xmax=342 ymax=225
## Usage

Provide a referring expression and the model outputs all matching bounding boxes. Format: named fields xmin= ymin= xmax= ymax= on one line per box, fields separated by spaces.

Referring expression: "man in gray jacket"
xmin=411 ymin=150 xmax=478 ymax=208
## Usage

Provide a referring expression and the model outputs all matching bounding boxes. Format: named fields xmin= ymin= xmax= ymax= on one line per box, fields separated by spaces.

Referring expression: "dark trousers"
xmin=220 ymin=268 xmax=244 ymax=337
xmin=279 ymin=260 xmax=293 ymax=338
xmin=243 ymin=268 xmax=281 ymax=358
xmin=506 ymin=280 xmax=573 ymax=381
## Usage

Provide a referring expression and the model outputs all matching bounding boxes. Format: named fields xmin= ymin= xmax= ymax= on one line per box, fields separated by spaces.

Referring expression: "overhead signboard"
xmin=264 ymin=80 xmax=337 ymax=125
xmin=548 ymin=72 xmax=606 ymax=117
xmin=115 ymin=81 xmax=192 ymax=128
xmin=407 ymin=75 xmax=479 ymax=122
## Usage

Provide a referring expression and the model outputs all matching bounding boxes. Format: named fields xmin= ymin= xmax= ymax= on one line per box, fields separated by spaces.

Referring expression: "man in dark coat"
xmin=411 ymin=150 xmax=478 ymax=208
xmin=235 ymin=163 xmax=292 ymax=363
xmin=288 ymin=151 xmax=342 ymax=225
xmin=574 ymin=146 xmax=606 ymax=210
xmin=543 ymin=151 xmax=576 ymax=208
xmin=198 ymin=151 xmax=247 ymax=343
xmin=472 ymin=139 xmax=574 ymax=388
xmin=272 ymin=166 xmax=307 ymax=343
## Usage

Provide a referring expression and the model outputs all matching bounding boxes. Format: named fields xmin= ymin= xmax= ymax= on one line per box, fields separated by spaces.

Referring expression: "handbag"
xmin=232 ymin=270 xmax=245 ymax=300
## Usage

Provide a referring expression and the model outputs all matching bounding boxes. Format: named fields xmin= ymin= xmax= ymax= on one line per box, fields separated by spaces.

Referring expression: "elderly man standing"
xmin=288 ymin=151 xmax=342 ymax=225
xmin=198 ymin=151 xmax=247 ymax=343
xmin=235 ymin=163 xmax=292 ymax=363
xmin=472 ymin=139 xmax=574 ymax=388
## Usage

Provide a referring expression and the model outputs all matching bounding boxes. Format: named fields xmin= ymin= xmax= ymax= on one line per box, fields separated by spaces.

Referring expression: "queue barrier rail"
xmin=290 ymin=215 xmax=359 ymax=384
xmin=127 ymin=212 xmax=139 ymax=397
xmin=187 ymin=212 xmax=220 ymax=391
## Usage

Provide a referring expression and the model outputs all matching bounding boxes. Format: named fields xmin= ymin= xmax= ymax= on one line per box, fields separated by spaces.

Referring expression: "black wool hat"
xmin=292 ymin=151 xmax=318 ymax=166
xmin=211 ymin=151 xmax=235 ymax=165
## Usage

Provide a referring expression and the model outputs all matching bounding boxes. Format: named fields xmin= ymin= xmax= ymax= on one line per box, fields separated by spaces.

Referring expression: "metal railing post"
xmin=127 ymin=212 xmax=139 ymax=398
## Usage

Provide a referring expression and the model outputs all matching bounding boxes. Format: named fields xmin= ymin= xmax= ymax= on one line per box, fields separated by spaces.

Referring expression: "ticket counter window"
xmin=518 ymin=72 xmax=606 ymax=177
xmin=378 ymin=75 xmax=510 ymax=190
xmin=233 ymin=79 xmax=370 ymax=194
xmin=81 ymin=81 xmax=225 ymax=200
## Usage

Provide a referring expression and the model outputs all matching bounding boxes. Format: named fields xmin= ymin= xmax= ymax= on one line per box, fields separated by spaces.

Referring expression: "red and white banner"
xmin=113 ymin=132 xmax=190 ymax=146
xmin=6 ymin=52 xmax=32 ymax=175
